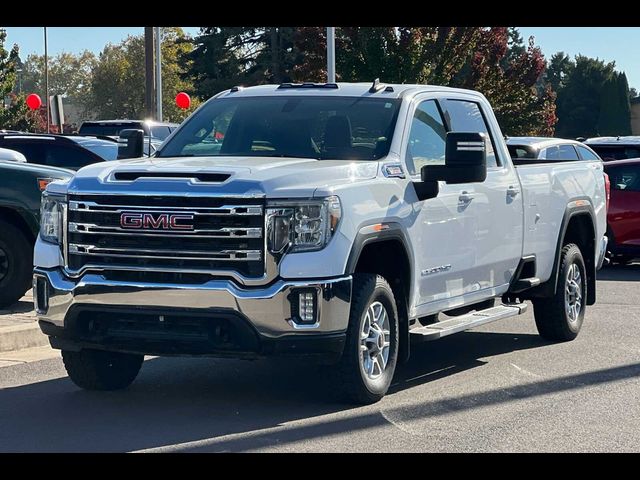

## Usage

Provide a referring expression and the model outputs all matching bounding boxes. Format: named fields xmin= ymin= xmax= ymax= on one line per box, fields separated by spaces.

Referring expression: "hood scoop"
xmin=112 ymin=171 xmax=231 ymax=183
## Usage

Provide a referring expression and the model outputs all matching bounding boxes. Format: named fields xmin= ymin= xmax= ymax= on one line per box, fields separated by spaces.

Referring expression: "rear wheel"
xmin=0 ymin=220 xmax=33 ymax=308
xmin=62 ymin=349 xmax=144 ymax=391
xmin=533 ymin=244 xmax=586 ymax=341
xmin=336 ymin=274 xmax=399 ymax=404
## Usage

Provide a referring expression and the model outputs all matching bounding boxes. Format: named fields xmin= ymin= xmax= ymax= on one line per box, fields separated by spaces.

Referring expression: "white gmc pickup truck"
xmin=34 ymin=81 xmax=608 ymax=404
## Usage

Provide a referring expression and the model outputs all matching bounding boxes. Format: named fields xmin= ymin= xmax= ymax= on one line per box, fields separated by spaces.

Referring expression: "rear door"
xmin=440 ymin=97 xmax=523 ymax=294
xmin=607 ymin=163 xmax=640 ymax=248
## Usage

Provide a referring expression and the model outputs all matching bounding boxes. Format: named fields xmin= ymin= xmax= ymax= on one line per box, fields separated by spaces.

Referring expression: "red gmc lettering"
xmin=120 ymin=212 xmax=194 ymax=230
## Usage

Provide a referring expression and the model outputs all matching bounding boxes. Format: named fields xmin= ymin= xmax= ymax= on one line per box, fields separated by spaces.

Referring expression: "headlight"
xmin=267 ymin=196 xmax=342 ymax=254
xmin=40 ymin=193 xmax=65 ymax=244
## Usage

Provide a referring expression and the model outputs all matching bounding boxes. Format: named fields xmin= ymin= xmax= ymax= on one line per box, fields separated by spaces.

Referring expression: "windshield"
xmin=158 ymin=96 xmax=402 ymax=160
xmin=589 ymin=145 xmax=640 ymax=161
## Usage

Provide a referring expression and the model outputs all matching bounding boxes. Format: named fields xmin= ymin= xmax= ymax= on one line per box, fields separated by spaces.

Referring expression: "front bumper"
xmin=33 ymin=268 xmax=352 ymax=358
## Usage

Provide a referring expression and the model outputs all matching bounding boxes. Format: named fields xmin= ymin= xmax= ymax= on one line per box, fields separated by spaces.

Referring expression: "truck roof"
xmin=506 ymin=137 xmax=586 ymax=149
xmin=584 ymin=136 xmax=640 ymax=145
xmin=216 ymin=82 xmax=484 ymax=100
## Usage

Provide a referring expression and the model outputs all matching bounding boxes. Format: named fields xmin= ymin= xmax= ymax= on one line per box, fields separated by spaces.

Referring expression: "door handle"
xmin=507 ymin=186 xmax=520 ymax=197
xmin=458 ymin=191 xmax=474 ymax=204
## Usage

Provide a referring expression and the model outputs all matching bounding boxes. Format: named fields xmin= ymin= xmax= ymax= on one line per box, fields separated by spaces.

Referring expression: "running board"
xmin=410 ymin=303 xmax=528 ymax=341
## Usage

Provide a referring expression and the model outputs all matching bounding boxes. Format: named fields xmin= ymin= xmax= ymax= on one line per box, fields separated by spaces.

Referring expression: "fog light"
xmin=290 ymin=289 xmax=317 ymax=325
xmin=33 ymin=275 xmax=49 ymax=314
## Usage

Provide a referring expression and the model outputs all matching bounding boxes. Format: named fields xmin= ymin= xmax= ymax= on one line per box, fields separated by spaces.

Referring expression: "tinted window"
xmin=608 ymin=165 xmax=640 ymax=192
xmin=589 ymin=145 xmax=640 ymax=161
xmin=0 ymin=141 xmax=46 ymax=163
xmin=405 ymin=100 xmax=446 ymax=174
xmin=80 ymin=142 xmax=118 ymax=160
xmin=444 ymin=100 xmax=499 ymax=168
xmin=545 ymin=145 xmax=580 ymax=160
xmin=159 ymin=96 xmax=402 ymax=161
xmin=150 ymin=125 xmax=171 ymax=140
xmin=44 ymin=145 xmax=102 ymax=170
xmin=576 ymin=145 xmax=601 ymax=160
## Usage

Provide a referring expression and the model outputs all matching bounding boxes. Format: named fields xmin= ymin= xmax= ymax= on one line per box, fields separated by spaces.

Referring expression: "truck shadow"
xmin=0 ymin=330 xmax=550 ymax=452
xmin=597 ymin=264 xmax=640 ymax=282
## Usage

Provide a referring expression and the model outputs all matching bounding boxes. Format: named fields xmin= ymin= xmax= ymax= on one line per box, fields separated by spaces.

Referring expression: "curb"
xmin=0 ymin=323 xmax=49 ymax=353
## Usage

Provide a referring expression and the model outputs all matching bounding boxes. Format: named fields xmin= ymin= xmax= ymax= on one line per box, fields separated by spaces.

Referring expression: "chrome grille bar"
xmin=69 ymin=222 xmax=262 ymax=238
xmin=69 ymin=243 xmax=261 ymax=261
xmin=69 ymin=200 xmax=263 ymax=216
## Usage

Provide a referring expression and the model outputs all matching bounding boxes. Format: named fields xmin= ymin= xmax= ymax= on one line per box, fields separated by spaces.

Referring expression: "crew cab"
xmin=34 ymin=82 xmax=607 ymax=403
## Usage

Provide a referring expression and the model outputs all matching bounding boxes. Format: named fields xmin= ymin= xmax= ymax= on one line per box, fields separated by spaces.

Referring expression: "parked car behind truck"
xmin=0 ymin=159 xmax=72 ymax=306
xmin=34 ymin=82 xmax=607 ymax=403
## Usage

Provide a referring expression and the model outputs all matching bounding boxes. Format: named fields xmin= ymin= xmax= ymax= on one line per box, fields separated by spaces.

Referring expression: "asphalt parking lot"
xmin=1 ymin=264 xmax=639 ymax=452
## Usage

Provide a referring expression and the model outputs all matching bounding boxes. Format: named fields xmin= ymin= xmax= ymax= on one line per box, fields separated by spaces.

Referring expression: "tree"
xmin=20 ymin=51 xmax=97 ymax=117
xmin=628 ymin=87 xmax=637 ymax=100
xmin=0 ymin=29 xmax=39 ymax=131
xmin=90 ymin=27 xmax=199 ymax=122
xmin=551 ymin=55 xmax=626 ymax=138
xmin=292 ymin=27 xmax=556 ymax=135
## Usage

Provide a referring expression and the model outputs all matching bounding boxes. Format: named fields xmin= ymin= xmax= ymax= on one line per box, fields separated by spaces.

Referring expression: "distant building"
xmin=632 ymin=97 xmax=640 ymax=135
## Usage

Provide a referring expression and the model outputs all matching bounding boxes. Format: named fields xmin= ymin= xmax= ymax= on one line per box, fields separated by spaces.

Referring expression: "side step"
xmin=410 ymin=303 xmax=528 ymax=341
xmin=511 ymin=277 xmax=541 ymax=293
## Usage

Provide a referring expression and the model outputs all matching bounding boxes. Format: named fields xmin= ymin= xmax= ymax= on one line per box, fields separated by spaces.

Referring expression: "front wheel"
xmin=62 ymin=349 xmax=144 ymax=391
xmin=533 ymin=243 xmax=586 ymax=342
xmin=336 ymin=273 xmax=399 ymax=404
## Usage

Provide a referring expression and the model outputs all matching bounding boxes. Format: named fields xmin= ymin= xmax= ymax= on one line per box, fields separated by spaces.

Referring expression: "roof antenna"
xmin=369 ymin=78 xmax=386 ymax=93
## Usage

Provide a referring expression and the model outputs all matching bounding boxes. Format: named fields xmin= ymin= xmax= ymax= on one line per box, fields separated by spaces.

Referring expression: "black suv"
xmin=78 ymin=119 xmax=179 ymax=141
xmin=0 ymin=133 xmax=120 ymax=170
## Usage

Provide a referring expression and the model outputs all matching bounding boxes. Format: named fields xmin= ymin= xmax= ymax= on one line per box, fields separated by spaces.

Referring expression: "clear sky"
xmin=3 ymin=27 xmax=640 ymax=90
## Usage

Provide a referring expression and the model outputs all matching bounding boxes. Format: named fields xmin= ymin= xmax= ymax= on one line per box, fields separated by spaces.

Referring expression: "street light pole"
xmin=326 ymin=27 xmax=335 ymax=83
xmin=144 ymin=27 xmax=155 ymax=120
xmin=44 ymin=27 xmax=49 ymax=133
xmin=155 ymin=27 xmax=162 ymax=122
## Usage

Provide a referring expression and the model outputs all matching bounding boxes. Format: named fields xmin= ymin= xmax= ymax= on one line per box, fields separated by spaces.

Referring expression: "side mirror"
xmin=422 ymin=132 xmax=488 ymax=184
xmin=117 ymin=129 xmax=145 ymax=159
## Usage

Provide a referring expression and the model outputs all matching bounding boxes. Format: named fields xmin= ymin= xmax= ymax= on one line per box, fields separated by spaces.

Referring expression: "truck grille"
xmin=66 ymin=194 xmax=265 ymax=278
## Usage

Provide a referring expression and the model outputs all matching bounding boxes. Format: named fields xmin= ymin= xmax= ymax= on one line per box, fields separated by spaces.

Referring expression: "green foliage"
xmin=185 ymin=27 xmax=556 ymax=136
xmin=89 ymin=27 xmax=199 ymax=122
xmin=0 ymin=29 xmax=38 ymax=131
xmin=551 ymin=55 xmax=631 ymax=137
xmin=20 ymin=50 xmax=97 ymax=117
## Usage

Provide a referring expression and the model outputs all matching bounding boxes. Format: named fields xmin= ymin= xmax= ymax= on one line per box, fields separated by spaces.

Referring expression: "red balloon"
xmin=26 ymin=94 xmax=42 ymax=110
xmin=176 ymin=92 xmax=190 ymax=109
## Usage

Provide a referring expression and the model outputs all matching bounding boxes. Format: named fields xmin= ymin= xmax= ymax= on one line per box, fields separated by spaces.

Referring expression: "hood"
xmin=67 ymin=155 xmax=379 ymax=198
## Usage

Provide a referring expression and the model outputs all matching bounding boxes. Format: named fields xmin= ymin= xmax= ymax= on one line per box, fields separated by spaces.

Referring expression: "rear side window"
xmin=589 ymin=145 xmax=640 ymax=161
xmin=44 ymin=145 xmax=102 ymax=169
xmin=150 ymin=126 xmax=172 ymax=140
xmin=405 ymin=100 xmax=447 ymax=175
xmin=576 ymin=145 xmax=601 ymax=161
xmin=544 ymin=144 xmax=579 ymax=160
xmin=443 ymin=99 xmax=500 ymax=168
xmin=508 ymin=145 xmax=536 ymax=159
xmin=608 ymin=165 xmax=640 ymax=192
xmin=0 ymin=141 xmax=46 ymax=164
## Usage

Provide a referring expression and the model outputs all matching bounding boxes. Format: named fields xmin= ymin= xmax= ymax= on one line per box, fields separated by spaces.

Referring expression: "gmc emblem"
xmin=120 ymin=212 xmax=195 ymax=231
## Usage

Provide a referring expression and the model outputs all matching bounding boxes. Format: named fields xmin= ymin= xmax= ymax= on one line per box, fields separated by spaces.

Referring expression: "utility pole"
xmin=44 ymin=27 xmax=49 ymax=133
xmin=144 ymin=27 xmax=155 ymax=120
xmin=154 ymin=27 xmax=162 ymax=122
xmin=326 ymin=27 xmax=335 ymax=83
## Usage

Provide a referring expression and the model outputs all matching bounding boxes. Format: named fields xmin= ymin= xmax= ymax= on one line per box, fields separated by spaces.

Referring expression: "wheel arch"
xmin=346 ymin=222 xmax=414 ymax=362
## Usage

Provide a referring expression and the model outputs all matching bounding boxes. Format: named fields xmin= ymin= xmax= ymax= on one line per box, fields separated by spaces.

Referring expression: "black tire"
xmin=533 ymin=243 xmax=586 ymax=342
xmin=336 ymin=273 xmax=399 ymax=404
xmin=0 ymin=219 xmax=33 ymax=308
xmin=62 ymin=349 xmax=144 ymax=391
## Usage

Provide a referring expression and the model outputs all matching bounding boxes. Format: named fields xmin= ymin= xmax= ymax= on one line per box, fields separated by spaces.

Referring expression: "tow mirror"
xmin=422 ymin=132 xmax=487 ymax=185
xmin=117 ymin=129 xmax=145 ymax=159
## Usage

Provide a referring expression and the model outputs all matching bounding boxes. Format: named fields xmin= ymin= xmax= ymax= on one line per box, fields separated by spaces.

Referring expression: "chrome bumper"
xmin=33 ymin=268 xmax=352 ymax=338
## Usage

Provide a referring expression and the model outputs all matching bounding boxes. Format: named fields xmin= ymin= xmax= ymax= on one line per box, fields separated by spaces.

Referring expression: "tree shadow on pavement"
xmin=0 ymin=300 xmax=34 ymax=315
xmin=0 ymin=330 xmax=602 ymax=452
